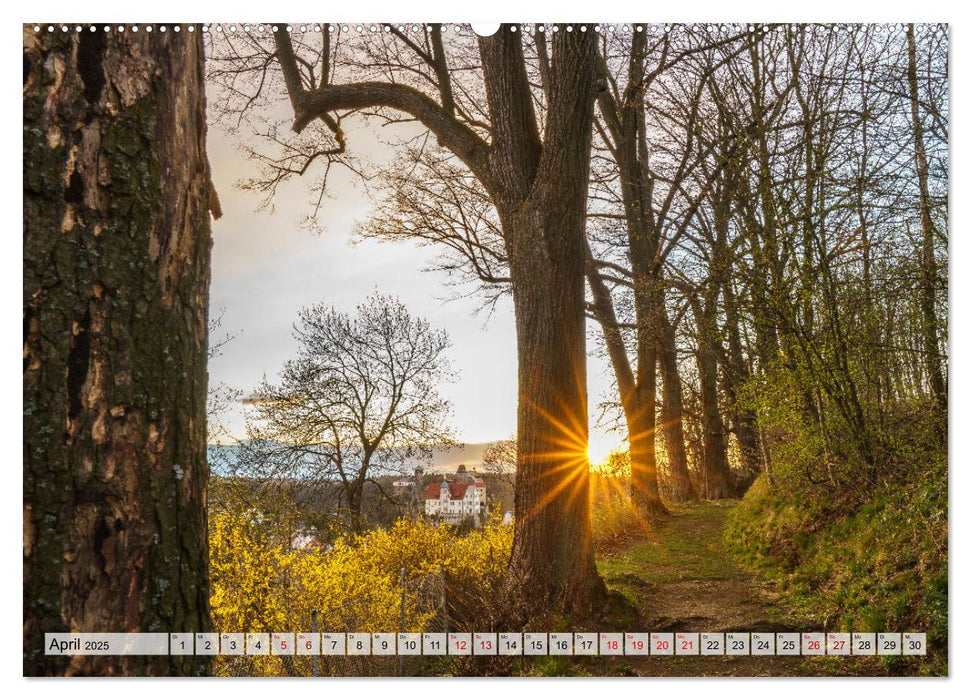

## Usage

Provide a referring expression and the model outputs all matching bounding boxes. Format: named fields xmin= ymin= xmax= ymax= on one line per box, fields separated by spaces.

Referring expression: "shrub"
xmin=209 ymin=503 xmax=512 ymax=676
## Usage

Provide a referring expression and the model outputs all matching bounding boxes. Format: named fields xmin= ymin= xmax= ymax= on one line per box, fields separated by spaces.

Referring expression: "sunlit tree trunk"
xmin=657 ymin=311 xmax=695 ymax=501
xmin=23 ymin=26 xmax=212 ymax=675
xmin=584 ymin=245 xmax=667 ymax=515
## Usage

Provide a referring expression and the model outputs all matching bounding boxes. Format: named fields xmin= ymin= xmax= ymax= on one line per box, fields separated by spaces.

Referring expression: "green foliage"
xmin=726 ymin=454 xmax=947 ymax=676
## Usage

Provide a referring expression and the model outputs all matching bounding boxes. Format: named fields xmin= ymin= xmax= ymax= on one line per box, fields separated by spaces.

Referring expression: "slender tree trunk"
xmin=347 ymin=483 xmax=363 ymax=533
xmin=746 ymin=34 xmax=783 ymax=372
xmin=907 ymin=24 xmax=947 ymax=431
xmin=700 ymin=164 xmax=737 ymax=500
xmin=23 ymin=26 xmax=212 ymax=675
xmin=584 ymin=245 xmax=667 ymax=515
xmin=692 ymin=296 xmax=732 ymax=500
xmin=589 ymin=30 xmax=668 ymax=518
xmin=737 ymin=176 xmax=780 ymax=373
xmin=853 ymin=63 xmax=886 ymax=425
xmin=627 ymin=388 xmax=665 ymax=514
xmin=722 ymin=280 xmax=761 ymax=483
xmin=657 ymin=311 xmax=695 ymax=501
xmin=699 ymin=350 xmax=731 ymax=500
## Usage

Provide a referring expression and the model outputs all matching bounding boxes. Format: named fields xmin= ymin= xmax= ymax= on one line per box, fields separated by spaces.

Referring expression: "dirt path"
xmin=586 ymin=500 xmax=884 ymax=677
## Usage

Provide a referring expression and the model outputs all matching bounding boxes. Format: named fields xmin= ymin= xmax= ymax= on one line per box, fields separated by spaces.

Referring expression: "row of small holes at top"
xmin=29 ymin=24 xmax=928 ymax=36
xmin=28 ymin=24 xmax=681 ymax=34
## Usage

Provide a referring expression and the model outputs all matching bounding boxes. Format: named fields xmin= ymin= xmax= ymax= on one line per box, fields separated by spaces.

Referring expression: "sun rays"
xmin=511 ymin=373 xmax=686 ymax=535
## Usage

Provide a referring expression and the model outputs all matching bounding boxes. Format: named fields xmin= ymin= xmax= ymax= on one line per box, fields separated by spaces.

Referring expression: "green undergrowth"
xmin=725 ymin=456 xmax=947 ymax=676
xmin=599 ymin=501 xmax=739 ymax=590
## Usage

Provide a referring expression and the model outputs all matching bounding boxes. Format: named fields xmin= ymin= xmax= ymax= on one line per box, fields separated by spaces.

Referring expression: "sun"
xmin=586 ymin=440 xmax=612 ymax=467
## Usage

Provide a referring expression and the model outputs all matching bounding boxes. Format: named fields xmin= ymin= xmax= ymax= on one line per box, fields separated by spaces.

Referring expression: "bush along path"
xmin=577 ymin=501 xmax=892 ymax=677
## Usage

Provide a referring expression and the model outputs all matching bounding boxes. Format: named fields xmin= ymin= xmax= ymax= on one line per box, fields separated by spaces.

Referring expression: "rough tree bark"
xmin=23 ymin=25 xmax=212 ymax=675
xmin=482 ymin=29 xmax=607 ymax=614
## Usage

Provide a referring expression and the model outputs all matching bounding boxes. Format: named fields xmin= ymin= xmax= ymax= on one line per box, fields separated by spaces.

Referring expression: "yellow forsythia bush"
xmin=208 ymin=502 xmax=513 ymax=676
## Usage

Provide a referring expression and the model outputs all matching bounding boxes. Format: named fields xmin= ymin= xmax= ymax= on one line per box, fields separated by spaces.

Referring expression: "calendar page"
xmin=22 ymin=6 xmax=949 ymax=683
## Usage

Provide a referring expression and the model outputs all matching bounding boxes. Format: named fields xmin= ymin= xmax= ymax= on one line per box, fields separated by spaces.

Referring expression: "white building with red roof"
xmin=424 ymin=479 xmax=487 ymax=525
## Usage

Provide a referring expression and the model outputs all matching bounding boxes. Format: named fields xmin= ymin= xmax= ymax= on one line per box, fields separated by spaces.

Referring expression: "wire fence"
xmin=215 ymin=564 xmax=468 ymax=677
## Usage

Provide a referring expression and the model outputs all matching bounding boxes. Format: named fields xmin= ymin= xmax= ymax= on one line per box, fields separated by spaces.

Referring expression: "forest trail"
xmin=592 ymin=501 xmax=884 ymax=677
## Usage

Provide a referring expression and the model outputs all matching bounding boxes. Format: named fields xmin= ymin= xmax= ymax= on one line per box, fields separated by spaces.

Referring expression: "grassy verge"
xmin=725 ymin=458 xmax=947 ymax=676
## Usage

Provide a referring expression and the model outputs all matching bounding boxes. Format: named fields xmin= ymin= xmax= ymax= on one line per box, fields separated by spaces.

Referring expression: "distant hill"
xmin=208 ymin=441 xmax=495 ymax=476
xmin=425 ymin=442 xmax=490 ymax=472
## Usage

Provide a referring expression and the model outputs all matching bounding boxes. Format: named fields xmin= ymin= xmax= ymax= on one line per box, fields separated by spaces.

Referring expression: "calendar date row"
xmin=47 ymin=631 xmax=927 ymax=656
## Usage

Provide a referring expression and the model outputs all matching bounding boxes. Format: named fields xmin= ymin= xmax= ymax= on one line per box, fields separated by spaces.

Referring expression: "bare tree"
xmin=359 ymin=143 xmax=509 ymax=311
xmin=481 ymin=438 xmax=517 ymax=485
xmin=667 ymin=23 xmax=948 ymax=496
xmin=210 ymin=24 xmax=607 ymax=612
xmin=243 ymin=294 xmax=456 ymax=531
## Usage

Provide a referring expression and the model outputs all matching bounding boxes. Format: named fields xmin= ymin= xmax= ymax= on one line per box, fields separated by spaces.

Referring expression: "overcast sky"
xmin=205 ymin=90 xmax=623 ymax=463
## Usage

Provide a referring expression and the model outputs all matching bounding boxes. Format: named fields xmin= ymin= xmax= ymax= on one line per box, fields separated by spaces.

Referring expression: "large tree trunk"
xmin=906 ymin=24 xmax=947 ymax=431
xmin=490 ymin=29 xmax=606 ymax=615
xmin=657 ymin=311 xmax=695 ymax=502
xmin=505 ymin=206 xmax=606 ymax=615
xmin=23 ymin=26 xmax=212 ymax=676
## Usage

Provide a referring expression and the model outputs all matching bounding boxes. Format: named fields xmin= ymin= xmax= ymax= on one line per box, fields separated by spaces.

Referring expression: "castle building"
xmin=424 ymin=479 xmax=486 ymax=525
